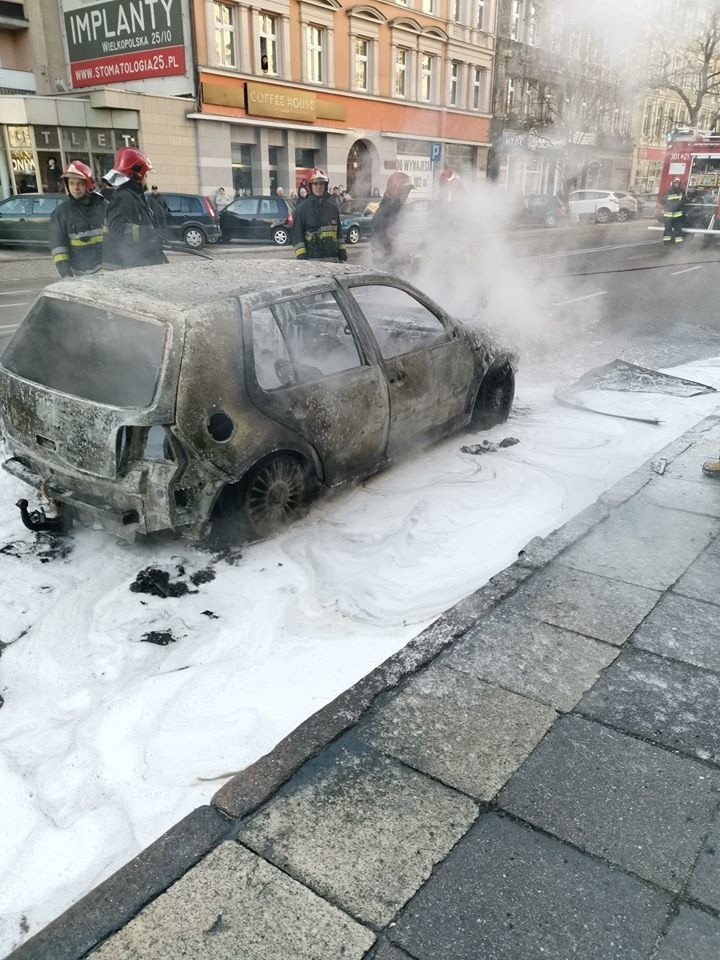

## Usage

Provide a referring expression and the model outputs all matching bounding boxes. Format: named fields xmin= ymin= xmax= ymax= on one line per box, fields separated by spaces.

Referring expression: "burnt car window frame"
xmin=340 ymin=277 xmax=454 ymax=362
xmin=246 ymin=286 xmax=368 ymax=391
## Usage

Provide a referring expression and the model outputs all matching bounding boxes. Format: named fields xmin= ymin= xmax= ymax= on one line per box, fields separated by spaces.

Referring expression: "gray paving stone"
xmin=577 ymin=648 xmax=720 ymax=763
xmin=517 ymin=501 xmax=610 ymax=567
xmin=390 ymin=813 xmax=669 ymax=960
xmin=653 ymin=905 xmax=720 ymax=960
xmin=238 ymin=736 xmax=478 ymax=927
xmin=631 ymin=592 xmax=720 ymax=674
xmin=687 ymin=819 xmax=720 ymax=911
xmin=498 ymin=715 xmax=719 ymax=892
xmin=665 ymin=435 xmax=720 ymax=483
xmin=442 ymin=606 xmax=618 ymax=711
xmin=368 ymin=941 xmax=413 ymax=960
xmin=357 ymin=664 xmax=557 ymax=800
xmin=673 ymin=537 xmax=720 ymax=605
xmin=558 ymin=499 xmax=719 ymax=590
xmin=505 ymin=566 xmax=660 ymax=645
xmin=90 ymin=841 xmax=374 ymax=959
xmin=638 ymin=475 xmax=720 ymax=517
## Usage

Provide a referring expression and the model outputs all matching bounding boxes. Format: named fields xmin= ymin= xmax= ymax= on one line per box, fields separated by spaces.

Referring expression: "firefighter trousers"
xmin=663 ymin=215 xmax=684 ymax=243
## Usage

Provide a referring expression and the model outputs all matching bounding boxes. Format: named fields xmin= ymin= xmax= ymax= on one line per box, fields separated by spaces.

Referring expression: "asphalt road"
xmin=2 ymin=221 xmax=720 ymax=371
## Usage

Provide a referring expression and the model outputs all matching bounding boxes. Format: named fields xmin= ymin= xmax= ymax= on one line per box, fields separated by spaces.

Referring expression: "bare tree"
xmin=650 ymin=8 xmax=720 ymax=126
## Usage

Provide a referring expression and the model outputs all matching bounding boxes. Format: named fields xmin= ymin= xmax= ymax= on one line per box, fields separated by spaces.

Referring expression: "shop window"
xmin=258 ymin=13 xmax=278 ymax=75
xmin=214 ymin=2 xmax=237 ymax=68
xmin=307 ymin=25 xmax=324 ymax=83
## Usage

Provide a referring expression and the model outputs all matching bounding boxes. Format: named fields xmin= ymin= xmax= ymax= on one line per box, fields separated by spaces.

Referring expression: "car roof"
xmin=1 ymin=193 xmax=64 ymax=200
xmin=44 ymin=260 xmax=379 ymax=316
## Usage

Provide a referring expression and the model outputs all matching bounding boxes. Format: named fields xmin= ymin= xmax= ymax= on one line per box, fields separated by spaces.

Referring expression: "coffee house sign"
xmin=62 ymin=0 xmax=186 ymax=88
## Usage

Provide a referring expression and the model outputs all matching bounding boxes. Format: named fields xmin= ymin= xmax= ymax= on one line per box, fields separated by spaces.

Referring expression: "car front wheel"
xmin=183 ymin=226 xmax=206 ymax=249
xmin=471 ymin=361 xmax=515 ymax=430
xmin=272 ymin=226 xmax=290 ymax=245
xmin=346 ymin=225 xmax=361 ymax=244
xmin=544 ymin=214 xmax=558 ymax=227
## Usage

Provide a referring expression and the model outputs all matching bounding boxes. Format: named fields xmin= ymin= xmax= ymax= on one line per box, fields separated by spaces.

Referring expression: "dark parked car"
xmin=0 ymin=261 xmax=517 ymax=542
xmin=155 ymin=192 xmax=221 ymax=249
xmin=341 ymin=203 xmax=376 ymax=243
xmin=219 ymin=195 xmax=294 ymax=245
xmin=522 ymin=194 xmax=567 ymax=227
xmin=0 ymin=193 xmax=64 ymax=246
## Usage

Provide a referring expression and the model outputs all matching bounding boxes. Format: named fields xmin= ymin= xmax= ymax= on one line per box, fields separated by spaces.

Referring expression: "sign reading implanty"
xmin=63 ymin=0 xmax=185 ymax=88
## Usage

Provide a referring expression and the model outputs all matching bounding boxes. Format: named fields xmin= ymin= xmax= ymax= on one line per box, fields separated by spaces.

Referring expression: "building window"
xmin=505 ymin=77 xmax=515 ymax=113
xmin=307 ymin=25 xmax=324 ymax=83
xmin=395 ymin=48 xmax=408 ymax=97
xmin=259 ymin=13 xmax=278 ymax=75
xmin=472 ymin=66 xmax=485 ymax=110
xmin=527 ymin=2 xmax=537 ymax=44
xmin=449 ymin=62 xmax=459 ymax=106
xmin=355 ymin=37 xmax=369 ymax=91
xmin=420 ymin=53 xmax=434 ymax=102
xmin=420 ymin=0 xmax=435 ymax=12
xmin=214 ymin=2 xmax=236 ymax=68
xmin=510 ymin=0 xmax=521 ymax=39
xmin=475 ymin=0 xmax=485 ymax=30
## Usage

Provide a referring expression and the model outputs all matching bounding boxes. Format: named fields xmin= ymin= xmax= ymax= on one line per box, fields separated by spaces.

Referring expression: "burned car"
xmin=0 ymin=261 xmax=516 ymax=541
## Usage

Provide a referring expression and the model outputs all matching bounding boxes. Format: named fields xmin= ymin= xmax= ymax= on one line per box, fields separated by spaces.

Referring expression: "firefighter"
xmin=48 ymin=161 xmax=106 ymax=278
xmin=371 ymin=171 xmax=414 ymax=267
xmin=661 ymin=177 xmax=685 ymax=244
xmin=102 ymin=147 xmax=168 ymax=270
xmin=292 ymin=167 xmax=347 ymax=262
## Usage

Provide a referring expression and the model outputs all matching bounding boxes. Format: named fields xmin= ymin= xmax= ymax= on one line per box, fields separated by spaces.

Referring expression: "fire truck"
xmin=656 ymin=129 xmax=720 ymax=236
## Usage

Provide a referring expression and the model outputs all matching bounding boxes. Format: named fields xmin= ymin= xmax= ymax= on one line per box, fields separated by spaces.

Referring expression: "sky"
xmin=2 ymin=359 xmax=720 ymax=954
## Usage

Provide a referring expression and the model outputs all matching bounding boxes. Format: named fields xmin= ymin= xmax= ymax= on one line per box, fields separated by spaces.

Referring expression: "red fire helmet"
xmin=308 ymin=167 xmax=329 ymax=183
xmin=62 ymin=160 xmax=95 ymax=190
xmin=439 ymin=167 xmax=459 ymax=185
xmin=112 ymin=147 xmax=154 ymax=180
xmin=385 ymin=171 xmax=414 ymax=199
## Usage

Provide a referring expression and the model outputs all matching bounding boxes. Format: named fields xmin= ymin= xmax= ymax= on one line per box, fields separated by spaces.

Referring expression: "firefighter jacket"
xmin=49 ymin=192 xmax=106 ymax=278
xmin=103 ymin=179 xmax=168 ymax=270
xmin=662 ymin=186 xmax=685 ymax=218
xmin=292 ymin=193 xmax=347 ymax=261
xmin=371 ymin=196 xmax=404 ymax=259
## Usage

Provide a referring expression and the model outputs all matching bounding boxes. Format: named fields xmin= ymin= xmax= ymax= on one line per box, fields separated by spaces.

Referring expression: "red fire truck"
xmin=656 ymin=129 xmax=720 ymax=235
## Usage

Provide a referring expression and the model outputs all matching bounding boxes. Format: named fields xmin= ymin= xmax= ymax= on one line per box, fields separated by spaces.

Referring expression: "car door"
xmin=162 ymin=194 xmax=187 ymax=242
xmin=244 ymin=285 xmax=390 ymax=483
xmin=0 ymin=197 xmax=31 ymax=243
xmin=27 ymin=196 xmax=58 ymax=244
xmin=256 ymin=198 xmax=281 ymax=241
xmin=345 ymin=280 xmax=475 ymax=457
xmin=222 ymin=198 xmax=259 ymax=240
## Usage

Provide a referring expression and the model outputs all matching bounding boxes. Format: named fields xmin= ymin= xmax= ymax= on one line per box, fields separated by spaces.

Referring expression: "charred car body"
xmin=0 ymin=261 xmax=516 ymax=541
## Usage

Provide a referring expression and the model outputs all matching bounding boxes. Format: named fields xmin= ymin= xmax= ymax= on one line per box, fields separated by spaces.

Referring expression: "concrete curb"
xmin=8 ymin=411 xmax=720 ymax=960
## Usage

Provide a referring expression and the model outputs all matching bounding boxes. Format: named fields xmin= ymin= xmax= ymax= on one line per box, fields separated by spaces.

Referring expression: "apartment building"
xmin=191 ymin=0 xmax=497 ymax=199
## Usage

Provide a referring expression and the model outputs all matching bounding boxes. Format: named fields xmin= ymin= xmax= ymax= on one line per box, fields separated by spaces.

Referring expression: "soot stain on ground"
xmin=140 ymin=630 xmax=176 ymax=646
xmin=0 ymin=534 xmax=73 ymax=564
xmin=462 ymin=437 xmax=520 ymax=455
xmin=130 ymin=565 xmax=216 ymax=598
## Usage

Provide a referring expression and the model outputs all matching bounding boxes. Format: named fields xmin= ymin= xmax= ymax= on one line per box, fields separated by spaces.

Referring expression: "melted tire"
xmin=471 ymin=361 xmax=515 ymax=430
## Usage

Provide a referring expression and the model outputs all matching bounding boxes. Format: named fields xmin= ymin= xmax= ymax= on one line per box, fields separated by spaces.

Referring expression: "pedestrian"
xmin=661 ymin=176 xmax=685 ymax=245
xmin=102 ymin=147 xmax=168 ymax=271
xmin=48 ymin=160 xmax=106 ymax=279
xmin=372 ymin=187 xmax=381 ymax=198
xmin=330 ymin=185 xmax=343 ymax=209
xmin=214 ymin=186 xmax=230 ymax=212
xmin=147 ymin=184 xmax=170 ymax=241
xmin=296 ymin=184 xmax=309 ymax=207
xmin=370 ymin=171 xmax=414 ymax=267
xmin=275 ymin=186 xmax=285 ymax=199
xmin=292 ymin=167 xmax=347 ymax=262
xmin=289 ymin=190 xmax=298 ymax=208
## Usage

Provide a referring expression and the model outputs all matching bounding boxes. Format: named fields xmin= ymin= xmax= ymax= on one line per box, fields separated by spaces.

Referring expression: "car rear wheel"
xmin=242 ymin=454 xmax=313 ymax=538
xmin=272 ymin=226 xmax=290 ymax=246
xmin=346 ymin=225 xmax=361 ymax=244
xmin=471 ymin=361 xmax=515 ymax=430
xmin=544 ymin=213 xmax=558 ymax=227
xmin=183 ymin=226 xmax=206 ymax=249
xmin=595 ymin=207 xmax=611 ymax=224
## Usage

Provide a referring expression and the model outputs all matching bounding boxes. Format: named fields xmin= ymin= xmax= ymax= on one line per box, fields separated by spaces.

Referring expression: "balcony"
xmin=0 ymin=2 xmax=28 ymax=30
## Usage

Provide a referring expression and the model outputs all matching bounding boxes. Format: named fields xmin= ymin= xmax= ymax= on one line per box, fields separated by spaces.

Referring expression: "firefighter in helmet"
xmin=371 ymin=171 xmax=414 ymax=266
xmin=438 ymin=167 xmax=464 ymax=202
xmin=102 ymin=146 xmax=168 ymax=270
xmin=292 ymin=167 xmax=347 ymax=262
xmin=661 ymin=176 xmax=685 ymax=245
xmin=48 ymin=161 xmax=106 ymax=278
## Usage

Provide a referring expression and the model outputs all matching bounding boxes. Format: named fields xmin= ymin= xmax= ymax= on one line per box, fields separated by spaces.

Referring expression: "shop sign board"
xmin=62 ymin=0 xmax=186 ymax=88
xmin=395 ymin=155 xmax=433 ymax=199
xmin=245 ymin=82 xmax=317 ymax=122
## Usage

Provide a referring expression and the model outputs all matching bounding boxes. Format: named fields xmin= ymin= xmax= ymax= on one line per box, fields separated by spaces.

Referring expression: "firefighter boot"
xmin=701 ymin=458 xmax=720 ymax=477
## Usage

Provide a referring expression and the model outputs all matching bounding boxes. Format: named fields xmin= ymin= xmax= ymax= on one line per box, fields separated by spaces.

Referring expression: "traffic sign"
xmin=430 ymin=142 xmax=442 ymax=163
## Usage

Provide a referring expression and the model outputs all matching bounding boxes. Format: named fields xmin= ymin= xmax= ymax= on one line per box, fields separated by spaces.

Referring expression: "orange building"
xmin=190 ymin=0 xmax=497 ymax=199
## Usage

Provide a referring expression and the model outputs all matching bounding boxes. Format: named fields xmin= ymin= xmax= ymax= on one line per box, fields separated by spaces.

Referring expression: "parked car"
xmin=0 ymin=193 xmax=64 ymax=246
xmin=341 ymin=203 xmax=376 ymax=243
xmin=154 ymin=192 xmax=221 ymax=249
xmin=0 ymin=261 xmax=517 ymax=542
xmin=219 ymin=195 xmax=294 ymax=245
xmin=610 ymin=191 xmax=640 ymax=221
xmin=567 ymin=190 xmax=622 ymax=223
xmin=522 ymin=194 xmax=567 ymax=227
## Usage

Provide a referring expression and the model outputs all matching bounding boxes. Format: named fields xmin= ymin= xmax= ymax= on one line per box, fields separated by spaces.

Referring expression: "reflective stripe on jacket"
xmin=48 ymin=192 xmax=107 ymax=278
xmin=662 ymin=189 xmax=684 ymax=217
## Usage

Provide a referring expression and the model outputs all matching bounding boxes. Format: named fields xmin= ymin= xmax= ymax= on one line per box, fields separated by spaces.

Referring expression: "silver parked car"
xmin=0 ymin=261 xmax=517 ymax=541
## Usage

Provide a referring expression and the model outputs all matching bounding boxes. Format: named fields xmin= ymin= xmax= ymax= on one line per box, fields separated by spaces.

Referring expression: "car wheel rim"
xmin=186 ymin=230 xmax=203 ymax=247
xmin=246 ymin=458 xmax=306 ymax=532
xmin=274 ymin=230 xmax=288 ymax=244
xmin=348 ymin=229 xmax=360 ymax=243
